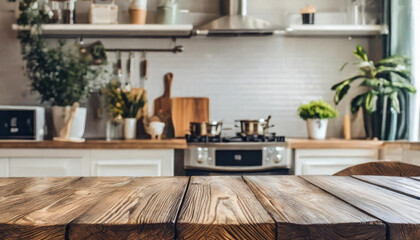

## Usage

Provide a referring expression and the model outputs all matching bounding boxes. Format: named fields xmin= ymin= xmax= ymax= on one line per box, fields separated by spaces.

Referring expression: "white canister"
xmin=306 ymin=119 xmax=328 ymax=140
xmin=129 ymin=0 xmax=148 ymax=24
xmin=89 ymin=0 xmax=119 ymax=24
xmin=124 ymin=118 xmax=137 ymax=140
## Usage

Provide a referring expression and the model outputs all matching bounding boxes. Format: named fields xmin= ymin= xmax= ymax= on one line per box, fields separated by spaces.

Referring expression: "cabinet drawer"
xmin=90 ymin=150 xmax=174 ymax=177
xmin=0 ymin=149 xmax=90 ymax=177
xmin=0 ymin=158 xmax=8 ymax=177
xmin=294 ymin=149 xmax=379 ymax=175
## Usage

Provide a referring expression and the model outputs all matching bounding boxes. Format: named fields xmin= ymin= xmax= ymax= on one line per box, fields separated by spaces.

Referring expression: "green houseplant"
xmin=298 ymin=101 xmax=338 ymax=140
xmin=18 ymin=0 xmax=110 ymax=140
xmin=332 ymin=45 xmax=416 ymax=140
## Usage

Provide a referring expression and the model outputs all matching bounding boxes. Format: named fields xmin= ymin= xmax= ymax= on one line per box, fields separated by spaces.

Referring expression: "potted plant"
xmin=298 ymin=101 xmax=338 ymax=140
xmin=332 ymin=45 xmax=416 ymax=140
xmin=103 ymin=81 xmax=146 ymax=140
xmin=17 ymin=0 xmax=110 ymax=141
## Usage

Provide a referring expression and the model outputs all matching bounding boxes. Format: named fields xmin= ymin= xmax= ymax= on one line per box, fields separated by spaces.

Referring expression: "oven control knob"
xmin=274 ymin=154 xmax=283 ymax=163
xmin=197 ymin=154 xmax=204 ymax=163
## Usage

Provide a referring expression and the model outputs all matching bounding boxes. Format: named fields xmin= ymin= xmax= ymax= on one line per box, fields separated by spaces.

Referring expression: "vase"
xmin=362 ymin=94 xmax=401 ymax=141
xmin=51 ymin=106 xmax=87 ymax=140
xmin=306 ymin=119 xmax=328 ymax=140
xmin=106 ymin=119 xmax=124 ymax=141
xmin=124 ymin=118 xmax=137 ymax=140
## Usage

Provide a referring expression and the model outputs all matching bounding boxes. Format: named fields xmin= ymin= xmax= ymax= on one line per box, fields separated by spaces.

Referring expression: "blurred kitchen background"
xmin=0 ymin=0 xmax=416 ymax=139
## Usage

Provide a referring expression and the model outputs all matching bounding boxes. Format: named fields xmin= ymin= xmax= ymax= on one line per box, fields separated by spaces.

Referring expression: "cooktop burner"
xmin=186 ymin=133 xmax=285 ymax=143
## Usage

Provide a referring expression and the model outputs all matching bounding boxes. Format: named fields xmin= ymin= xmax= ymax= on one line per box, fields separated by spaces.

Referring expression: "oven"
xmin=184 ymin=142 xmax=292 ymax=176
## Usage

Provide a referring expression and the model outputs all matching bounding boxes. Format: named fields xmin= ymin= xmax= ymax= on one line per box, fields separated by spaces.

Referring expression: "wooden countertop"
xmin=287 ymin=138 xmax=385 ymax=149
xmin=0 ymin=176 xmax=418 ymax=239
xmin=0 ymin=139 xmax=188 ymax=149
xmin=0 ymin=138 xmax=418 ymax=150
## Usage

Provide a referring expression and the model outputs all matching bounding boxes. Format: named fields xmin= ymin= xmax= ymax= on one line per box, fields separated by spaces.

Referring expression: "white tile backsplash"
xmin=96 ymin=36 xmax=370 ymax=138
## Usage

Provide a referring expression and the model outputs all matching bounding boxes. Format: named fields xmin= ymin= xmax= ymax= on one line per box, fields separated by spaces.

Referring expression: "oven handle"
xmin=184 ymin=165 xmax=290 ymax=172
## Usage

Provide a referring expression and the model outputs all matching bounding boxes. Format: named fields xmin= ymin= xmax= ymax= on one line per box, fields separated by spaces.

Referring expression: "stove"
xmin=184 ymin=133 xmax=291 ymax=176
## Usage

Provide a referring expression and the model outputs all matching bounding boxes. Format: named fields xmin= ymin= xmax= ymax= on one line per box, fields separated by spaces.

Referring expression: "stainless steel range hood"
xmin=194 ymin=0 xmax=277 ymax=36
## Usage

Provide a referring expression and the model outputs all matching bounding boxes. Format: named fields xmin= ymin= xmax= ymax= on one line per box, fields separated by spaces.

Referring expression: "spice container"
xmin=300 ymin=5 xmax=316 ymax=24
xmin=156 ymin=0 xmax=178 ymax=24
xmin=50 ymin=0 xmax=77 ymax=24
xmin=129 ymin=0 xmax=148 ymax=24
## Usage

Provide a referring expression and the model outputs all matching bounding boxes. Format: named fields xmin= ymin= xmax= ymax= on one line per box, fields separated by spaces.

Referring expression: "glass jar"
xmin=50 ymin=0 xmax=77 ymax=24
xmin=106 ymin=119 xmax=124 ymax=141
xmin=346 ymin=0 xmax=366 ymax=25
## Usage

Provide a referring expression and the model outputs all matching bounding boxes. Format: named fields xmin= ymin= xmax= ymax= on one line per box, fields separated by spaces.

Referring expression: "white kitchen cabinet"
xmin=294 ymin=149 xmax=379 ymax=175
xmin=90 ymin=150 xmax=174 ymax=177
xmin=0 ymin=149 xmax=175 ymax=177
xmin=402 ymin=150 xmax=420 ymax=166
xmin=0 ymin=149 xmax=90 ymax=177
xmin=0 ymin=158 xmax=8 ymax=177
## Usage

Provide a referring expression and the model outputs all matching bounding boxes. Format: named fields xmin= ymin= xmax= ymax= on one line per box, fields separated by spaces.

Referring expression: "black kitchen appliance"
xmin=0 ymin=106 xmax=45 ymax=141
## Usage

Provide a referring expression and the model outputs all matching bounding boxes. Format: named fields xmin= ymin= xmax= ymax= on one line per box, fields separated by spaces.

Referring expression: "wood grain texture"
xmin=0 ymin=139 xmax=187 ymax=149
xmin=353 ymin=176 xmax=420 ymax=200
xmin=177 ymin=176 xmax=275 ymax=240
xmin=0 ymin=177 xmax=132 ymax=240
xmin=69 ymin=177 xmax=189 ymax=240
xmin=334 ymin=161 xmax=420 ymax=176
xmin=171 ymin=97 xmax=209 ymax=138
xmin=286 ymin=138 xmax=384 ymax=149
xmin=302 ymin=176 xmax=420 ymax=240
xmin=244 ymin=176 xmax=385 ymax=240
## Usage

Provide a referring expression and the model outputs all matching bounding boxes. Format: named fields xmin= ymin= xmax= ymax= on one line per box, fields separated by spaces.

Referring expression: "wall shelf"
xmin=12 ymin=24 xmax=193 ymax=38
xmin=12 ymin=24 xmax=388 ymax=38
xmin=284 ymin=25 xmax=389 ymax=37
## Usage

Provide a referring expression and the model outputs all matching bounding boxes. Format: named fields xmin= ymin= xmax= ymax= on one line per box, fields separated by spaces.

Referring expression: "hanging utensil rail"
xmin=105 ymin=45 xmax=184 ymax=53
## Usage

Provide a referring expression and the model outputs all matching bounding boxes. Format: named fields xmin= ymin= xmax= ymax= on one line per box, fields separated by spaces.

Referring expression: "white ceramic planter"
xmin=52 ymin=106 xmax=87 ymax=140
xmin=124 ymin=118 xmax=137 ymax=140
xmin=147 ymin=122 xmax=165 ymax=140
xmin=306 ymin=119 xmax=328 ymax=140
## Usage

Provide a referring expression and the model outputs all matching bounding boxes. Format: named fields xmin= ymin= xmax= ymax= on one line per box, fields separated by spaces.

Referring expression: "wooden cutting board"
xmin=154 ymin=73 xmax=173 ymax=116
xmin=153 ymin=73 xmax=175 ymax=138
xmin=171 ymin=97 xmax=209 ymax=138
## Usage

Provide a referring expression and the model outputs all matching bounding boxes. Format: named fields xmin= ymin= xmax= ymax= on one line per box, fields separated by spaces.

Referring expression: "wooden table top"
xmin=0 ymin=176 xmax=419 ymax=240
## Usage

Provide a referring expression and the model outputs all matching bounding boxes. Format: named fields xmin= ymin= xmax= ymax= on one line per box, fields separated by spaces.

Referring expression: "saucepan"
xmin=235 ymin=115 xmax=274 ymax=136
xmin=189 ymin=121 xmax=223 ymax=137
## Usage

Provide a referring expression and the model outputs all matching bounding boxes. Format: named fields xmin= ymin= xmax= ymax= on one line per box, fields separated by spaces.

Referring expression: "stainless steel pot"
xmin=189 ymin=121 xmax=223 ymax=137
xmin=235 ymin=115 xmax=273 ymax=136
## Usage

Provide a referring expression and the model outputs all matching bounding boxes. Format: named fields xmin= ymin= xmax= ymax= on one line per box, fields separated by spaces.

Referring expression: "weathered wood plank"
xmin=244 ymin=176 xmax=385 ymax=240
xmin=0 ymin=177 xmax=132 ymax=240
xmin=353 ymin=176 xmax=420 ymax=200
xmin=334 ymin=161 xmax=420 ymax=176
xmin=0 ymin=177 xmax=81 ymax=222
xmin=69 ymin=177 xmax=189 ymax=240
xmin=177 ymin=176 xmax=276 ymax=240
xmin=0 ymin=177 xmax=58 ymax=197
xmin=302 ymin=176 xmax=420 ymax=240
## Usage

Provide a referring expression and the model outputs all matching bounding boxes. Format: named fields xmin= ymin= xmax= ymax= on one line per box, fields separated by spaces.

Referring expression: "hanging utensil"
xmin=116 ymin=51 xmax=123 ymax=84
xmin=140 ymin=52 xmax=148 ymax=88
xmin=125 ymin=51 xmax=134 ymax=91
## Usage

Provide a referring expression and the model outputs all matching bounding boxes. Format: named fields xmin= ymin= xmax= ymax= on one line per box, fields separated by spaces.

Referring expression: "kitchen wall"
xmin=0 ymin=0 xmax=382 ymax=139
